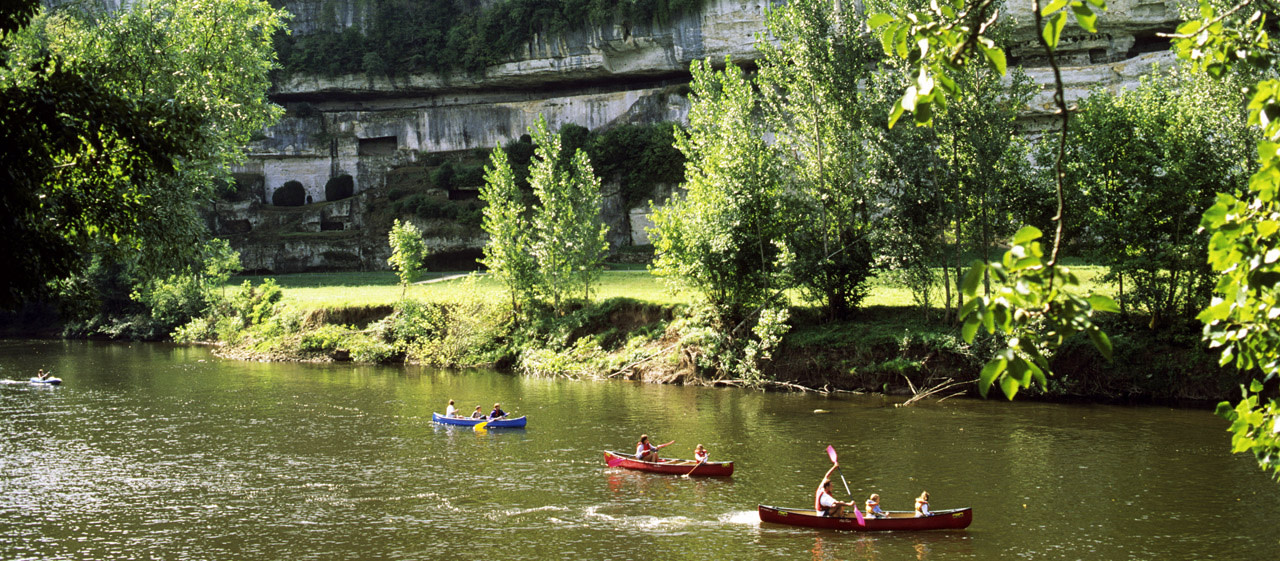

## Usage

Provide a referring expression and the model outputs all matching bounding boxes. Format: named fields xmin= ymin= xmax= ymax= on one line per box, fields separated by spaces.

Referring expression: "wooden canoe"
xmin=602 ymin=450 xmax=734 ymax=476
xmin=758 ymin=504 xmax=972 ymax=531
xmin=431 ymin=412 xmax=527 ymax=428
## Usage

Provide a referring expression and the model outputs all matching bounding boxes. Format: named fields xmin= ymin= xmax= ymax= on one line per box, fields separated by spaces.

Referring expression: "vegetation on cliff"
xmin=271 ymin=0 xmax=707 ymax=77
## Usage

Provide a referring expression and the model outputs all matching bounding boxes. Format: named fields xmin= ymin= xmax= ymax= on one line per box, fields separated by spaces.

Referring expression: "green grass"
xmin=229 ymin=265 xmax=1115 ymax=311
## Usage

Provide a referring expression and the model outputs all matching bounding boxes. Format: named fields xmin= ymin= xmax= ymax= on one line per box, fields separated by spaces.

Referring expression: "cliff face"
xmin=221 ymin=0 xmax=1183 ymax=273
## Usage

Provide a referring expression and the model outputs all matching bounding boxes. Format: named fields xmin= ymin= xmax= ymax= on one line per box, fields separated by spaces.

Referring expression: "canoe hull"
xmin=431 ymin=412 xmax=527 ymax=428
xmin=758 ymin=505 xmax=972 ymax=531
xmin=29 ymin=377 xmax=61 ymax=385
xmin=603 ymin=450 xmax=734 ymax=476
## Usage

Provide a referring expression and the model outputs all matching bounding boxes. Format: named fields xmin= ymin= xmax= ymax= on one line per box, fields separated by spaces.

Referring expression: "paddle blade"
xmin=853 ymin=506 xmax=865 ymax=526
xmin=826 ymin=445 xmax=838 ymax=464
xmin=474 ymin=421 xmax=488 ymax=430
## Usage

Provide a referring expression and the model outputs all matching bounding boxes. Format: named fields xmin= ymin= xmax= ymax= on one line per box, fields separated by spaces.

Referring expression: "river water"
xmin=1 ymin=339 xmax=1277 ymax=560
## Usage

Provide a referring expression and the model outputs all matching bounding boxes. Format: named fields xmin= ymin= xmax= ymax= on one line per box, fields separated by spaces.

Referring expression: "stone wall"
xmin=222 ymin=0 xmax=1186 ymax=273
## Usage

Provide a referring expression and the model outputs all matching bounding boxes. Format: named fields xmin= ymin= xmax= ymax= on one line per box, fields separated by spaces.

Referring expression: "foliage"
xmin=959 ymin=226 xmax=1119 ymax=399
xmin=756 ymin=0 xmax=879 ymax=320
xmin=1169 ymin=0 xmax=1280 ymax=479
xmin=1065 ymin=69 xmax=1254 ymax=324
xmin=525 ymin=115 xmax=610 ymax=312
xmin=0 ymin=0 xmax=285 ymax=310
xmin=649 ymin=58 xmax=796 ymax=380
xmin=273 ymin=180 xmax=307 ymax=206
xmin=325 ymin=174 xmax=355 ymax=201
xmin=651 ymin=58 xmax=793 ymax=328
xmin=387 ymin=219 xmax=430 ymax=296
xmin=480 ymin=144 xmax=540 ymax=313
xmin=277 ymin=0 xmax=706 ymax=77
xmin=587 ymin=122 xmax=686 ymax=208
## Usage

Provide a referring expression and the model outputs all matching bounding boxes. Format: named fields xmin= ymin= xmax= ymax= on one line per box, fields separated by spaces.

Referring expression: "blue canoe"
xmin=29 ymin=377 xmax=61 ymax=385
xmin=432 ymin=412 xmax=526 ymax=428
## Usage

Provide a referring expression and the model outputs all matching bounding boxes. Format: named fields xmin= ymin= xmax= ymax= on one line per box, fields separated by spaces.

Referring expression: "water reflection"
xmin=1 ymin=340 xmax=1278 ymax=561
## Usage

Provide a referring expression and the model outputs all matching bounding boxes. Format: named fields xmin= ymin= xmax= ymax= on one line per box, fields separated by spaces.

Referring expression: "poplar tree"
xmin=480 ymin=144 xmax=538 ymax=314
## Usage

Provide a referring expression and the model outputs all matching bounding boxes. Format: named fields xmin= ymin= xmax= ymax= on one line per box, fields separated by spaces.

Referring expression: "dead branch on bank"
xmin=712 ymin=379 xmax=864 ymax=395
xmin=896 ymin=377 xmax=974 ymax=407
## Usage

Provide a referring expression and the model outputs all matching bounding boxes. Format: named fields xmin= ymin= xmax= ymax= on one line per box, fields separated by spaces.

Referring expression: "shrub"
xmin=272 ymin=180 xmax=306 ymax=206
xmin=325 ymin=174 xmax=355 ymax=201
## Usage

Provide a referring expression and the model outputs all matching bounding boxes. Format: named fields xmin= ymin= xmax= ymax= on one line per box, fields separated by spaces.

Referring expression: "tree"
xmin=756 ymin=0 xmax=879 ymax=320
xmin=1172 ymin=0 xmax=1280 ymax=479
xmin=564 ymin=149 xmax=610 ymax=302
xmin=0 ymin=0 xmax=286 ymax=310
xmin=527 ymin=115 xmax=609 ymax=312
xmin=871 ymin=0 xmax=1280 ymax=480
xmin=388 ymin=219 xmax=429 ymax=298
xmin=650 ymin=57 xmax=793 ymax=347
xmin=1066 ymin=70 xmax=1253 ymax=325
xmin=480 ymin=143 xmax=539 ymax=315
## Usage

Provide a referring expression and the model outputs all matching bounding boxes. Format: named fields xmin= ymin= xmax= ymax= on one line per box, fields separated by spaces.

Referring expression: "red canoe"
xmin=603 ymin=450 xmax=735 ymax=476
xmin=758 ymin=504 xmax=972 ymax=531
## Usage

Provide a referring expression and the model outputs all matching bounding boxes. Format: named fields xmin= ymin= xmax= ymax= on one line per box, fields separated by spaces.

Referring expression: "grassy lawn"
xmin=231 ymin=264 xmax=1114 ymax=311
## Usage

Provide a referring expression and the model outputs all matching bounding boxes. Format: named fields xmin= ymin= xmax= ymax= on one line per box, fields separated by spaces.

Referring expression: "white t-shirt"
xmin=819 ymin=491 xmax=837 ymax=509
xmin=445 ymin=405 xmax=456 ymax=417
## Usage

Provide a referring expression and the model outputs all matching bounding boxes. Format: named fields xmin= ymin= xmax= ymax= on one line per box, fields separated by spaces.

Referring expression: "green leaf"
xmin=1087 ymin=328 xmax=1113 ymax=361
xmin=982 ymin=45 xmax=1007 ymax=75
xmin=961 ymin=261 xmax=986 ymax=296
xmin=888 ymin=97 xmax=906 ymax=129
xmin=999 ymin=374 xmax=1020 ymax=400
xmin=894 ymin=23 xmax=910 ymax=59
xmin=868 ymin=13 xmax=895 ymax=29
xmin=978 ymin=357 xmax=1007 ymax=397
xmin=1087 ymin=294 xmax=1120 ymax=313
xmin=1041 ymin=0 xmax=1068 ymax=16
xmin=880 ymin=22 xmax=899 ymax=55
xmin=962 ymin=315 xmax=981 ymax=343
xmin=1043 ymin=11 xmax=1068 ymax=49
xmin=1251 ymin=378 xmax=1265 ymax=393
xmin=1012 ymin=225 xmax=1043 ymax=245
xmin=1071 ymin=3 xmax=1097 ymax=33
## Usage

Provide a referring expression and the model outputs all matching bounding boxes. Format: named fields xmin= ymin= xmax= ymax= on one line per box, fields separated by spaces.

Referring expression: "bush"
xmin=272 ymin=180 xmax=306 ymax=206
xmin=325 ymin=174 xmax=355 ymax=201
xmin=430 ymin=161 xmax=455 ymax=190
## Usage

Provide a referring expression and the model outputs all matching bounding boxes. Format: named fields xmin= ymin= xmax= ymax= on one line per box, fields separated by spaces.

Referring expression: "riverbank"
xmin=183 ymin=272 xmax=1242 ymax=404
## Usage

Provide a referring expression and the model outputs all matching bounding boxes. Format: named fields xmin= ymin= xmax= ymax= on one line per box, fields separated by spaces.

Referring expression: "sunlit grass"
xmin=230 ymin=265 xmax=1115 ymax=311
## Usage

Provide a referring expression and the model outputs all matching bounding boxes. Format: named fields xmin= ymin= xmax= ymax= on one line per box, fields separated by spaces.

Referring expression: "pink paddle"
xmin=826 ymin=445 xmax=865 ymax=526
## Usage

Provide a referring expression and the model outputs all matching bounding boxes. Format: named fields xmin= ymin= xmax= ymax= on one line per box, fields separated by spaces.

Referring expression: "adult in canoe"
xmin=36 ymin=369 xmax=50 ymax=380
xmin=445 ymin=400 xmax=457 ymax=417
xmin=488 ymin=403 xmax=507 ymax=420
xmin=816 ymin=464 xmax=856 ymax=517
xmin=636 ymin=434 xmax=670 ymax=462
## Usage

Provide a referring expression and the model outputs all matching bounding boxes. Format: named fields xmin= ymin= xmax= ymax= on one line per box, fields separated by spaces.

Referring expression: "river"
xmin=1 ymin=339 xmax=1276 ymax=560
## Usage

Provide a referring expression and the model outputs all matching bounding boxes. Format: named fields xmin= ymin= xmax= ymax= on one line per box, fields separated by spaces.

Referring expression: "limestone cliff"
xmin=220 ymin=0 xmax=1183 ymax=273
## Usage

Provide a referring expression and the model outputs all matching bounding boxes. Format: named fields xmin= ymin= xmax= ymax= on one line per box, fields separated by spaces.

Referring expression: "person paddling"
xmin=815 ymin=464 xmax=856 ymax=517
xmin=35 ymin=369 xmax=50 ymax=380
xmin=635 ymin=434 xmax=671 ymax=462
xmin=488 ymin=403 xmax=507 ymax=420
xmin=445 ymin=399 xmax=458 ymax=417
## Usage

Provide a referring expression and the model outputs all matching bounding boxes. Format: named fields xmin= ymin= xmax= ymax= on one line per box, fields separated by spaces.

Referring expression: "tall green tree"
xmin=480 ymin=143 xmax=539 ymax=315
xmin=527 ymin=116 xmax=609 ymax=312
xmin=756 ymin=0 xmax=879 ymax=320
xmin=1065 ymin=70 xmax=1253 ymax=326
xmin=0 ymin=0 xmax=286 ymax=310
xmin=564 ymin=149 xmax=610 ymax=302
xmin=650 ymin=57 xmax=793 ymax=330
